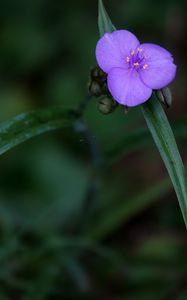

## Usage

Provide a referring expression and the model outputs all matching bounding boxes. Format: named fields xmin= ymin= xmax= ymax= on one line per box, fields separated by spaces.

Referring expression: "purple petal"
xmin=107 ymin=68 xmax=152 ymax=107
xmin=140 ymin=43 xmax=173 ymax=61
xmin=96 ymin=30 xmax=140 ymax=73
xmin=139 ymin=43 xmax=177 ymax=89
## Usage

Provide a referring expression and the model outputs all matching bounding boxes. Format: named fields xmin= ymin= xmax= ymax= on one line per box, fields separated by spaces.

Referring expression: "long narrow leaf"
xmin=0 ymin=106 xmax=78 ymax=156
xmin=142 ymin=96 xmax=187 ymax=226
xmin=98 ymin=0 xmax=116 ymax=36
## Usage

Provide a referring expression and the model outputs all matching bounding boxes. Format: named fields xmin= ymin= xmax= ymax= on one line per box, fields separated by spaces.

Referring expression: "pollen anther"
xmin=133 ymin=62 xmax=139 ymax=67
xmin=143 ymin=64 xmax=148 ymax=70
xmin=126 ymin=56 xmax=130 ymax=62
xmin=137 ymin=47 xmax=142 ymax=52
xmin=131 ymin=50 xmax=135 ymax=55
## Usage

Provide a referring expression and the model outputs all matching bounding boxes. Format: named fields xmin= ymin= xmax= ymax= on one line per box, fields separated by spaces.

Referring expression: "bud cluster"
xmin=88 ymin=66 xmax=118 ymax=115
xmin=88 ymin=66 xmax=108 ymax=97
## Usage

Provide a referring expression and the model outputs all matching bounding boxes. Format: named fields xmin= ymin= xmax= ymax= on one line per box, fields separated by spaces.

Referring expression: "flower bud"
xmin=88 ymin=66 xmax=108 ymax=97
xmin=97 ymin=97 xmax=117 ymax=115
xmin=88 ymin=80 xmax=103 ymax=97
xmin=91 ymin=66 xmax=106 ymax=80
xmin=156 ymin=87 xmax=172 ymax=108
xmin=101 ymin=81 xmax=108 ymax=95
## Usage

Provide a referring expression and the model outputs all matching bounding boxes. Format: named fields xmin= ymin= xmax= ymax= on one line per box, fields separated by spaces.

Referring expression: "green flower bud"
xmin=156 ymin=87 xmax=172 ymax=108
xmin=98 ymin=68 xmax=106 ymax=78
xmin=88 ymin=80 xmax=103 ymax=97
xmin=88 ymin=66 xmax=108 ymax=97
xmin=101 ymin=81 xmax=109 ymax=95
xmin=91 ymin=66 xmax=106 ymax=80
xmin=97 ymin=97 xmax=117 ymax=115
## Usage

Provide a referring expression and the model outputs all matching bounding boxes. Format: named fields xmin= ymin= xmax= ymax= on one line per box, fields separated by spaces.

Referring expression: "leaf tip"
xmin=98 ymin=0 xmax=116 ymax=37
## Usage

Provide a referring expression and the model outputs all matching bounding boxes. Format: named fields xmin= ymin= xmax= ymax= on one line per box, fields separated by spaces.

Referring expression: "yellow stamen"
xmin=133 ymin=62 xmax=139 ymax=67
xmin=137 ymin=47 xmax=142 ymax=52
xmin=143 ymin=64 xmax=148 ymax=69
xmin=131 ymin=50 xmax=135 ymax=55
xmin=126 ymin=56 xmax=130 ymax=62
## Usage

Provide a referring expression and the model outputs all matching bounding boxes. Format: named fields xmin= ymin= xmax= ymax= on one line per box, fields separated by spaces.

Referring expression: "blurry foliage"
xmin=0 ymin=0 xmax=186 ymax=299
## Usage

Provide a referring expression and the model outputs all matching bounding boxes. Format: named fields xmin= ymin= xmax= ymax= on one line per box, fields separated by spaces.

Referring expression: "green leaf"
xmin=98 ymin=0 xmax=187 ymax=227
xmin=0 ymin=106 xmax=78 ymax=156
xmin=142 ymin=96 xmax=187 ymax=227
xmin=98 ymin=0 xmax=116 ymax=36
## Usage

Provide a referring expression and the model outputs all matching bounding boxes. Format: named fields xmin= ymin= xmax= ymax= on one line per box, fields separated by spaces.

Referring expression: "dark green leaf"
xmin=142 ymin=96 xmax=187 ymax=227
xmin=0 ymin=106 xmax=78 ymax=156
xmin=98 ymin=0 xmax=116 ymax=37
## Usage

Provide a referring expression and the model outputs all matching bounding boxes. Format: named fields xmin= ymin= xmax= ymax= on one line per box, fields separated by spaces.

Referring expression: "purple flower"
xmin=95 ymin=30 xmax=176 ymax=107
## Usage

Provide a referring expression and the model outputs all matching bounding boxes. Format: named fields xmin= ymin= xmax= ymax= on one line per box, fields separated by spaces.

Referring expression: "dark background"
xmin=0 ymin=0 xmax=187 ymax=299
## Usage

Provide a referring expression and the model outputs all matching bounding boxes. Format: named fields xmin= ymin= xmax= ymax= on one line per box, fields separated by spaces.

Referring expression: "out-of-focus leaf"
xmin=0 ymin=106 xmax=78 ymax=156
xmin=23 ymin=146 xmax=90 ymax=231
xmin=105 ymin=120 xmax=187 ymax=162
xmin=86 ymin=178 xmax=171 ymax=239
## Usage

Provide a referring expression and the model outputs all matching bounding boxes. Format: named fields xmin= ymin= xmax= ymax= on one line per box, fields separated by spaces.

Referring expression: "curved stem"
xmin=73 ymin=118 xmax=104 ymax=231
xmin=78 ymin=94 xmax=92 ymax=115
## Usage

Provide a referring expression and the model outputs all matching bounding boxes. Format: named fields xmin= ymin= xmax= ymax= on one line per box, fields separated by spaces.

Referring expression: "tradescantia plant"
xmin=97 ymin=0 xmax=187 ymax=227
xmin=0 ymin=0 xmax=186 ymax=228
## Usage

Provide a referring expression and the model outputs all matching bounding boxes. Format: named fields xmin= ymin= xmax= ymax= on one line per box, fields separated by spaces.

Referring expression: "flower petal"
xmin=107 ymin=68 xmax=152 ymax=107
xmin=140 ymin=43 xmax=173 ymax=61
xmin=139 ymin=43 xmax=177 ymax=89
xmin=96 ymin=30 xmax=140 ymax=73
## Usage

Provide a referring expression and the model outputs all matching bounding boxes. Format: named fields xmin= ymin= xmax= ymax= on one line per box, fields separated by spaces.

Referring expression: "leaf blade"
xmin=98 ymin=0 xmax=116 ymax=36
xmin=142 ymin=95 xmax=187 ymax=226
xmin=0 ymin=106 xmax=78 ymax=156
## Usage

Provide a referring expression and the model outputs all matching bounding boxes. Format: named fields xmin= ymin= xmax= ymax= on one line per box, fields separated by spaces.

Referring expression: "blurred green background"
xmin=0 ymin=0 xmax=187 ymax=299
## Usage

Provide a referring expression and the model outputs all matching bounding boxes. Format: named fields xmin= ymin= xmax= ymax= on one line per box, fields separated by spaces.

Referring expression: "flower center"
xmin=125 ymin=47 xmax=149 ymax=71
